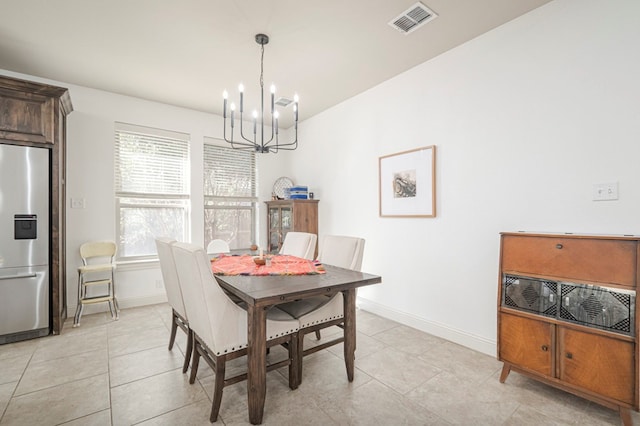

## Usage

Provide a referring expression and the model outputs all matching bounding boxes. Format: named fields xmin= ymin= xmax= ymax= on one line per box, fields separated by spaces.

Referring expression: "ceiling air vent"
xmin=388 ymin=2 xmax=438 ymax=35
xmin=275 ymin=97 xmax=293 ymax=107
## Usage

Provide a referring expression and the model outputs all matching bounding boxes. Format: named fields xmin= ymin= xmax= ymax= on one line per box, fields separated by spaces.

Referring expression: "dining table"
xmin=212 ymin=255 xmax=382 ymax=425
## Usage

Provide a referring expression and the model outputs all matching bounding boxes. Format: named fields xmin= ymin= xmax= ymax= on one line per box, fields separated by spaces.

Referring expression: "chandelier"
xmin=222 ymin=34 xmax=298 ymax=153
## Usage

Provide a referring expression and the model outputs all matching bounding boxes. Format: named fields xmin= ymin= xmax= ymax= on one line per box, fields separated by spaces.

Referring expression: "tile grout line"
xmin=107 ymin=319 xmax=114 ymax=426
xmin=0 ymin=348 xmax=35 ymax=423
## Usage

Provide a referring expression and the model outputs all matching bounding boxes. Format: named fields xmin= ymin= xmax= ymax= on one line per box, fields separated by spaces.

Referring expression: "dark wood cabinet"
xmin=266 ymin=200 xmax=318 ymax=256
xmin=498 ymin=232 xmax=639 ymax=425
xmin=0 ymin=75 xmax=73 ymax=335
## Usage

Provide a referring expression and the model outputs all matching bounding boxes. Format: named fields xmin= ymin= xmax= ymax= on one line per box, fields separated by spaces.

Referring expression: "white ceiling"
xmin=0 ymin=0 xmax=552 ymax=128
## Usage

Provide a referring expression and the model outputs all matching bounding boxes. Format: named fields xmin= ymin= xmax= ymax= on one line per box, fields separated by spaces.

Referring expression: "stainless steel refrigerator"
xmin=0 ymin=143 xmax=50 ymax=344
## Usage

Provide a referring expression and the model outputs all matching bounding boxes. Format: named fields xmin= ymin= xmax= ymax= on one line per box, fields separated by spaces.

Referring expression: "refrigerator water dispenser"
xmin=14 ymin=214 xmax=38 ymax=240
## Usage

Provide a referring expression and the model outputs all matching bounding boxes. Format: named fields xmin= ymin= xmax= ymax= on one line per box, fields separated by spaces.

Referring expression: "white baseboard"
xmin=356 ymin=297 xmax=496 ymax=356
xmin=69 ymin=294 xmax=168 ymax=317
xmin=68 ymin=294 xmax=496 ymax=356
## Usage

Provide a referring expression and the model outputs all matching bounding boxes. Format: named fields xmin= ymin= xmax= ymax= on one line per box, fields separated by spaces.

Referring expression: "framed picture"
xmin=379 ymin=145 xmax=436 ymax=217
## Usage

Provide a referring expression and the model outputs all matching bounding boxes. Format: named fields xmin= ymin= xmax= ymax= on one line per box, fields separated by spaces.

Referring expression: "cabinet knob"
xmin=556 ymin=244 xmax=563 ymax=249
xmin=541 ymin=345 xmax=548 ymax=352
xmin=565 ymin=352 xmax=573 ymax=359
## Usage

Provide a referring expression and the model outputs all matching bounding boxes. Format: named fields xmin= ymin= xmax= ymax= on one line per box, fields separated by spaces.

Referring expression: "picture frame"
xmin=379 ymin=145 xmax=436 ymax=218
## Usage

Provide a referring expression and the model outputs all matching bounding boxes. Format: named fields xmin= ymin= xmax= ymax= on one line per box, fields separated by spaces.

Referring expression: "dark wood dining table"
xmin=214 ymin=264 xmax=382 ymax=424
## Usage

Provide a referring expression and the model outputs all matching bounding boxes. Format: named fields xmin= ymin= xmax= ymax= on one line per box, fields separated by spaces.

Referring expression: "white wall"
xmin=289 ymin=0 xmax=640 ymax=354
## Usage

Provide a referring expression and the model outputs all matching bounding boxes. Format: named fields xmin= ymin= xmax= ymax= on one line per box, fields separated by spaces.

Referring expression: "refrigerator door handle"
xmin=0 ymin=273 xmax=38 ymax=280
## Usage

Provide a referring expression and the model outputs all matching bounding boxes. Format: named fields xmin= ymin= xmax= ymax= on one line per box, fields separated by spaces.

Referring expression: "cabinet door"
xmin=0 ymin=88 xmax=55 ymax=144
xmin=499 ymin=313 xmax=554 ymax=377
xmin=281 ymin=206 xmax=292 ymax=232
xmin=268 ymin=207 xmax=280 ymax=232
xmin=559 ymin=327 xmax=634 ymax=404
xmin=267 ymin=207 xmax=281 ymax=252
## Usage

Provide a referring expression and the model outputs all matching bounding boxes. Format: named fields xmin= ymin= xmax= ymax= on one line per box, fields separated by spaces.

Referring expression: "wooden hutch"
xmin=266 ymin=199 xmax=318 ymax=257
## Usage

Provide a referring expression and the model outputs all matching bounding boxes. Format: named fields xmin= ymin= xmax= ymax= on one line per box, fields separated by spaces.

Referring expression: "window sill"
xmin=116 ymin=258 xmax=159 ymax=271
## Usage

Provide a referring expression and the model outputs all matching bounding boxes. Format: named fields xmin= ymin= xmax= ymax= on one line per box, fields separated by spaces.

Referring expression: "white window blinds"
xmin=203 ymin=141 xmax=256 ymax=199
xmin=115 ymin=122 xmax=189 ymax=198
xmin=203 ymin=139 xmax=257 ymax=250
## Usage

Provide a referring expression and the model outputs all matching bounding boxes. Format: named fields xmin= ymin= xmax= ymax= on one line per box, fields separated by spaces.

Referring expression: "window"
xmin=203 ymin=139 xmax=257 ymax=250
xmin=115 ymin=123 xmax=190 ymax=260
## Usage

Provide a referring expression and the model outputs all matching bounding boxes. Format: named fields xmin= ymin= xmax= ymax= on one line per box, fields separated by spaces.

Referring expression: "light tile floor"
xmin=0 ymin=303 xmax=636 ymax=425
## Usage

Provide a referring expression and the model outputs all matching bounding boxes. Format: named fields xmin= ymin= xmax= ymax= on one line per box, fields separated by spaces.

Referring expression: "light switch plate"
xmin=592 ymin=182 xmax=618 ymax=201
xmin=71 ymin=198 xmax=86 ymax=209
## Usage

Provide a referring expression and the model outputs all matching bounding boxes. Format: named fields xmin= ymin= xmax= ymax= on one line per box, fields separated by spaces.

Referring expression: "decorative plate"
xmin=273 ymin=176 xmax=294 ymax=199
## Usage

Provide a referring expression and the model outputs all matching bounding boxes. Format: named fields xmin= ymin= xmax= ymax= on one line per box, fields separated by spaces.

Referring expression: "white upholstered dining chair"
xmin=279 ymin=231 xmax=317 ymax=260
xmin=171 ymin=242 xmax=300 ymax=422
xmin=278 ymin=235 xmax=365 ymax=382
xmin=155 ymin=237 xmax=192 ymax=374
xmin=206 ymin=239 xmax=230 ymax=255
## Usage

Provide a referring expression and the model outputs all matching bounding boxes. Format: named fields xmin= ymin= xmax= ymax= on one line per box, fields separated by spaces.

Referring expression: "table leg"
xmin=343 ymin=289 xmax=356 ymax=382
xmin=247 ymin=305 xmax=267 ymax=424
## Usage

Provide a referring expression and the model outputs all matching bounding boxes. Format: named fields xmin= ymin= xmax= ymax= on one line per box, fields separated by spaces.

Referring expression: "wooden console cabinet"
xmin=0 ymin=75 xmax=73 ymax=335
xmin=498 ymin=232 xmax=639 ymax=425
xmin=266 ymin=200 xmax=318 ymax=256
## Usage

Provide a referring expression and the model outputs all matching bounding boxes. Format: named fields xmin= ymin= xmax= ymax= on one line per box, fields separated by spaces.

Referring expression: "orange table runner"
xmin=211 ymin=254 xmax=325 ymax=276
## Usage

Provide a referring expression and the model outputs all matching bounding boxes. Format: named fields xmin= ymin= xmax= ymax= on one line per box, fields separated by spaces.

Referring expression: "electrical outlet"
xmin=592 ymin=182 xmax=618 ymax=201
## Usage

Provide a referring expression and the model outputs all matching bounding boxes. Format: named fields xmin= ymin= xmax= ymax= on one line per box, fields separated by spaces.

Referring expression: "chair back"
xmin=79 ymin=241 xmax=116 ymax=266
xmin=172 ymin=242 xmax=247 ymax=354
xmin=279 ymin=232 xmax=317 ymax=260
xmin=155 ymin=237 xmax=187 ymax=320
xmin=206 ymin=239 xmax=231 ymax=254
xmin=318 ymin=235 xmax=365 ymax=271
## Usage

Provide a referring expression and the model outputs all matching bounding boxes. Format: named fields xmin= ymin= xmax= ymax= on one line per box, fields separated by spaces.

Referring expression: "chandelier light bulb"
xmin=294 ymin=94 xmax=299 ymax=103
xmin=252 ymin=109 xmax=258 ymax=134
xmin=270 ymin=84 xmax=276 ymax=93
xmin=238 ymin=84 xmax=244 ymax=93
xmin=223 ymin=90 xmax=228 ymax=99
xmin=230 ymin=103 xmax=236 ymax=111
xmin=274 ymin=110 xmax=279 ymax=135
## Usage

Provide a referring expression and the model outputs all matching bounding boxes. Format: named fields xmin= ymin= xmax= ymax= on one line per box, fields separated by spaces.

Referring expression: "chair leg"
xmin=182 ymin=328 xmax=193 ymax=374
xmin=315 ymin=330 xmax=321 ymax=340
xmin=73 ymin=272 xmax=84 ymax=327
xmin=112 ymin=297 xmax=120 ymax=319
xmin=288 ymin=333 xmax=300 ymax=390
xmin=210 ymin=357 xmax=226 ymax=422
xmin=189 ymin=344 xmax=201 ymax=384
xmin=296 ymin=330 xmax=305 ymax=385
xmin=111 ymin=270 xmax=120 ymax=319
xmin=107 ymin=300 xmax=116 ymax=320
xmin=73 ymin=303 xmax=83 ymax=327
xmin=168 ymin=311 xmax=179 ymax=350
